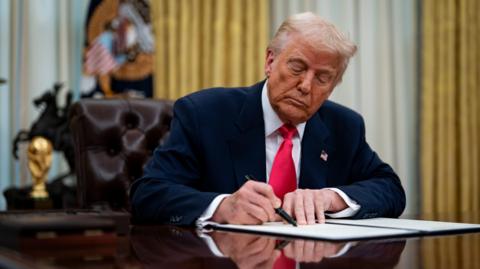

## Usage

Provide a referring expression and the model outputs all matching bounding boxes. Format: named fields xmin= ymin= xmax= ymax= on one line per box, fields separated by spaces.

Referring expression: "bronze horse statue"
xmin=12 ymin=83 xmax=75 ymax=179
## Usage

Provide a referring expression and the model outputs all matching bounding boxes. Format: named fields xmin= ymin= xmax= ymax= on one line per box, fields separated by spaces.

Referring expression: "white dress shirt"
xmin=197 ymin=81 xmax=360 ymax=226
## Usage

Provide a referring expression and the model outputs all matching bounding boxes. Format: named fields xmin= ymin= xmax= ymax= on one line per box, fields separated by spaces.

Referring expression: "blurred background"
xmin=0 ymin=0 xmax=478 ymax=220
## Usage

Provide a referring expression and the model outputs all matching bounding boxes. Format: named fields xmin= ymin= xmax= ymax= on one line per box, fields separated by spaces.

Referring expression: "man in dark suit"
xmin=130 ymin=12 xmax=405 ymax=226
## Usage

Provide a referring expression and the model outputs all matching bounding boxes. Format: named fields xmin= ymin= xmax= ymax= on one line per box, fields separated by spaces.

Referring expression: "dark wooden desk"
xmin=0 ymin=215 xmax=479 ymax=269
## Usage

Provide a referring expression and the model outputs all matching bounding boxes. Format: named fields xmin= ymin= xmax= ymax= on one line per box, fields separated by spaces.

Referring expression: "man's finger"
xmin=240 ymin=202 xmax=270 ymax=224
xmin=248 ymin=181 xmax=282 ymax=208
xmin=283 ymin=193 xmax=294 ymax=221
xmin=314 ymin=193 xmax=326 ymax=224
xmin=304 ymin=191 xmax=316 ymax=225
xmin=231 ymin=209 xmax=260 ymax=225
xmin=242 ymin=188 xmax=277 ymax=221
xmin=294 ymin=191 xmax=306 ymax=225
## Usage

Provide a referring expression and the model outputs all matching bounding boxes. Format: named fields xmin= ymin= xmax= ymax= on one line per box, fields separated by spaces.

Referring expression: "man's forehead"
xmin=282 ymin=34 xmax=339 ymax=57
xmin=285 ymin=48 xmax=342 ymax=71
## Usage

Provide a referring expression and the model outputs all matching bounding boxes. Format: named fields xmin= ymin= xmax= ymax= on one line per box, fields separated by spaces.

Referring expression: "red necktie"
xmin=269 ymin=124 xmax=297 ymax=200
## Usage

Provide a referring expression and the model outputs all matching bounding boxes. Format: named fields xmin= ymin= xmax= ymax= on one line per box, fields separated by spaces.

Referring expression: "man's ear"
xmin=264 ymin=49 xmax=275 ymax=77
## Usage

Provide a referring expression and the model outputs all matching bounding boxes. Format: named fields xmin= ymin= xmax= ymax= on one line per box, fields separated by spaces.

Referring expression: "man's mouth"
xmin=284 ymin=97 xmax=307 ymax=108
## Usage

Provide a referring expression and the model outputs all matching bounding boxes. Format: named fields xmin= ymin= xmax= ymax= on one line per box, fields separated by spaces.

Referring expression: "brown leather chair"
xmin=70 ymin=98 xmax=173 ymax=210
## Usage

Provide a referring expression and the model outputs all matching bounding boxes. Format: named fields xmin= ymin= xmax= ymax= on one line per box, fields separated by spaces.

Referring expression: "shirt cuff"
xmin=195 ymin=194 xmax=230 ymax=228
xmin=325 ymin=188 xmax=361 ymax=218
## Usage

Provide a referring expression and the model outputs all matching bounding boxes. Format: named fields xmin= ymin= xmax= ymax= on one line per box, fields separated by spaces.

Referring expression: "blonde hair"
xmin=268 ymin=12 xmax=357 ymax=77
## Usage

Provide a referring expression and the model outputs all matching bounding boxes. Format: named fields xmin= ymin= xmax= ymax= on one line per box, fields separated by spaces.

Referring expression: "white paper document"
xmin=208 ymin=222 xmax=417 ymax=241
xmin=326 ymin=218 xmax=480 ymax=233
xmin=207 ymin=218 xmax=480 ymax=241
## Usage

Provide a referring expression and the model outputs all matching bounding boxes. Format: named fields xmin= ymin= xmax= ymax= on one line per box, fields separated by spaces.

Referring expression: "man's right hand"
xmin=212 ymin=180 xmax=281 ymax=224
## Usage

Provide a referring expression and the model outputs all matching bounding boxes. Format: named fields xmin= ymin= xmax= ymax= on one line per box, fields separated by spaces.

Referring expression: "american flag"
xmin=320 ymin=150 xmax=328 ymax=161
xmin=84 ymin=32 xmax=118 ymax=75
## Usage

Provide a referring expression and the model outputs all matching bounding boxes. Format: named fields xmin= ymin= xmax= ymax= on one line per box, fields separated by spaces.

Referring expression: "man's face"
xmin=265 ymin=35 xmax=343 ymax=125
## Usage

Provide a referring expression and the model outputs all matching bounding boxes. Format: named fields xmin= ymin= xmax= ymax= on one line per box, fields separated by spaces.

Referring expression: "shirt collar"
xmin=261 ymin=80 xmax=306 ymax=139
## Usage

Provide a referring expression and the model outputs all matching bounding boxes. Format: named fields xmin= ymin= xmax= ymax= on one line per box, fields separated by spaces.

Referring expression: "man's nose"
xmin=298 ymin=71 xmax=314 ymax=94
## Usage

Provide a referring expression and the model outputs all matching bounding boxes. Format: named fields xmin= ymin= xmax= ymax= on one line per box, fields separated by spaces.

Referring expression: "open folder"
xmin=204 ymin=218 xmax=480 ymax=241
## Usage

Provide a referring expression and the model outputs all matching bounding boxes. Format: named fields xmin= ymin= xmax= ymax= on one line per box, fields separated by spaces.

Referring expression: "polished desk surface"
xmin=0 ymin=213 xmax=479 ymax=269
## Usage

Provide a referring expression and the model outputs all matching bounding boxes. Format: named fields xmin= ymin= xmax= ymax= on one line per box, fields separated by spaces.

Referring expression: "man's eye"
xmin=317 ymin=74 xmax=333 ymax=83
xmin=288 ymin=63 xmax=305 ymax=73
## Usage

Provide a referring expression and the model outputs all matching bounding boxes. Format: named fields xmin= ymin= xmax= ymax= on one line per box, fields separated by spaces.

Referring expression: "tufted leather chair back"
xmin=70 ymin=98 xmax=173 ymax=210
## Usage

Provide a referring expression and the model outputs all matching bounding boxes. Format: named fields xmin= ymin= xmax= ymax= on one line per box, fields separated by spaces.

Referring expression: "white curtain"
xmin=0 ymin=0 xmax=89 ymax=209
xmin=0 ymin=0 xmax=11 ymax=210
xmin=270 ymin=0 xmax=419 ymax=215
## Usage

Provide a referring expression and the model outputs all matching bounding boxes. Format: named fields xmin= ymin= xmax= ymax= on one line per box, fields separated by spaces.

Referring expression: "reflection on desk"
xmin=131 ymin=226 xmax=236 ymax=268
xmin=130 ymin=226 xmax=406 ymax=269
xmin=0 ymin=223 xmax=478 ymax=268
xmin=421 ymin=234 xmax=480 ymax=269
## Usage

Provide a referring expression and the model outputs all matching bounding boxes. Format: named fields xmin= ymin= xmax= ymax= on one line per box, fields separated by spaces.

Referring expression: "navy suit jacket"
xmin=130 ymin=81 xmax=405 ymax=225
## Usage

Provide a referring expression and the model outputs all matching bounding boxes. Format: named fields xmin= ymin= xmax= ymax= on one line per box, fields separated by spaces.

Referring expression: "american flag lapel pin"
xmin=320 ymin=150 xmax=328 ymax=161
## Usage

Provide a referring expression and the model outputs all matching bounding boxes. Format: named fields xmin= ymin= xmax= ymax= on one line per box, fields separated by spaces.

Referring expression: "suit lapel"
xmin=227 ymin=81 xmax=334 ymax=190
xmin=227 ymin=82 xmax=267 ymax=188
xmin=299 ymin=112 xmax=334 ymax=189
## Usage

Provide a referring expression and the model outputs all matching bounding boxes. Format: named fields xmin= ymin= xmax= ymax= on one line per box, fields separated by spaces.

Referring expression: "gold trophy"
xmin=27 ymin=136 xmax=52 ymax=199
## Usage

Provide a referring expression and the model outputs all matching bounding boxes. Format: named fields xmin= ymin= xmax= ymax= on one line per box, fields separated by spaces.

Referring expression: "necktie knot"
xmin=278 ymin=124 xmax=297 ymax=141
